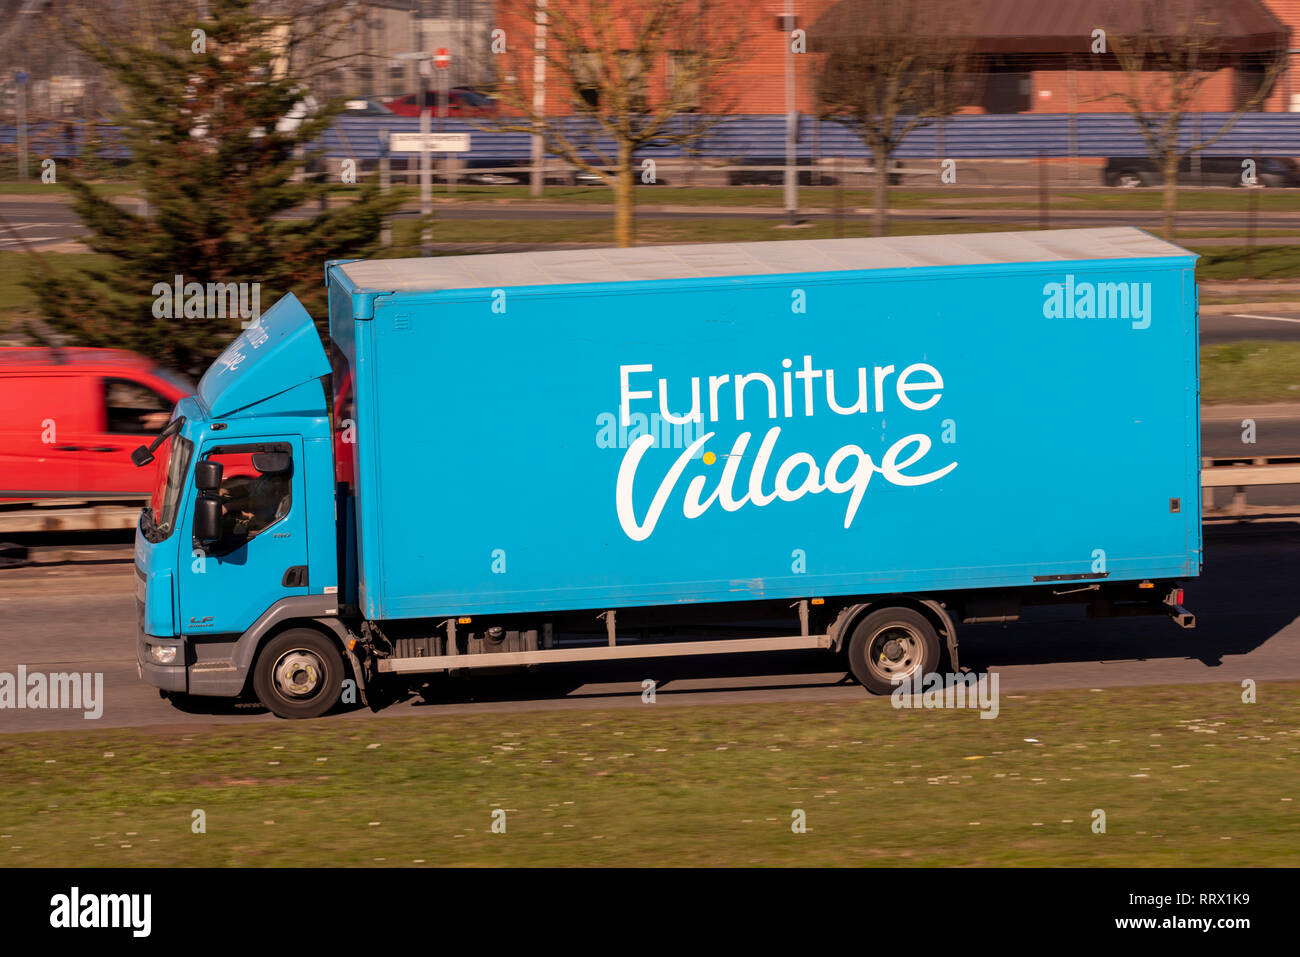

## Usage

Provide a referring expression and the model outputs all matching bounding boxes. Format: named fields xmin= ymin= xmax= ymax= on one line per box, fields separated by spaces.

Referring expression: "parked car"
xmin=341 ymin=98 xmax=395 ymax=116
xmin=0 ymin=348 xmax=193 ymax=499
xmin=1104 ymin=155 xmax=1300 ymax=188
xmin=725 ymin=159 xmax=840 ymax=187
xmin=574 ymin=165 xmax=667 ymax=186
xmin=383 ymin=88 xmax=498 ymax=117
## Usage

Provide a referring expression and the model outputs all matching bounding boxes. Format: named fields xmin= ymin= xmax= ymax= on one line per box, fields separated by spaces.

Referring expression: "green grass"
xmin=388 ymin=216 xmax=1037 ymax=249
xmin=0 ymin=251 xmax=114 ymax=336
xmin=1201 ymin=340 xmax=1300 ymax=403
xmin=1188 ymin=245 xmax=1300 ymax=281
xmin=370 ymin=183 xmax=1300 ymax=213
xmin=0 ymin=180 xmax=139 ymax=197
xmin=0 ymin=682 xmax=1296 ymax=867
xmin=382 ymin=184 xmax=938 ymax=208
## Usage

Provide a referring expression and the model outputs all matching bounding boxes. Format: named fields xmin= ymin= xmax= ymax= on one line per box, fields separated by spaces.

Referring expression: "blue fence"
xmin=4 ymin=113 xmax=1300 ymax=164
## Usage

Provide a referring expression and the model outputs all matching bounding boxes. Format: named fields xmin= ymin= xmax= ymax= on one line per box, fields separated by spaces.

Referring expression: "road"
xmin=1202 ymin=311 xmax=1300 ymax=343
xmin=0 ymin=525 xmax=1296 ymax=732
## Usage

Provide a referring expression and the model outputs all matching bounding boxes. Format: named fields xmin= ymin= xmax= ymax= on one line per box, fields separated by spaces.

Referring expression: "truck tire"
xmin=252 ymin=629 xmax=345 ymax=719
xmin=846 ymin=608 xmax=940 ymax=695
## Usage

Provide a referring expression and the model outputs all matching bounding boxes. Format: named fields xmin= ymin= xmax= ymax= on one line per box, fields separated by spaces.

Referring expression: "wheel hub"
xmin=274 ymin=650 xmax=322 ymax=698
xmin=868 ymin=625 xmax=920 ymax=681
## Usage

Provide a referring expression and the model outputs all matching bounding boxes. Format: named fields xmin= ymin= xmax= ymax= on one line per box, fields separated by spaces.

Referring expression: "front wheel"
xmin=253 ymin=629 xmax=344 ymax=719
xmin=846 ymin=608 xmax=941 ymax=695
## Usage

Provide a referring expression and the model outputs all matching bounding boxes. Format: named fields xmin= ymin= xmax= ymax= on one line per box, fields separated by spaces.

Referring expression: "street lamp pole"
xmin=15 ymin=70 xmax=29 ymax=183
xmin=419 ymin=55 xmax=432 ymax=254
xmin=783 ymin=0 xmax=798 ymax=226
xmin=531 ymin=0 xmax=548 ymax=198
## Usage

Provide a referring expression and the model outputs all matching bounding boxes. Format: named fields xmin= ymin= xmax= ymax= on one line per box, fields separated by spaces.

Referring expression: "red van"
xmin=0 ymin=348 xmax=193 ymax=499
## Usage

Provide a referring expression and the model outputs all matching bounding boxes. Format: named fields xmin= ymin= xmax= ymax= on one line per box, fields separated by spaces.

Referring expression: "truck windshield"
xmin=146 ymin=434 xmax=193 ymax=541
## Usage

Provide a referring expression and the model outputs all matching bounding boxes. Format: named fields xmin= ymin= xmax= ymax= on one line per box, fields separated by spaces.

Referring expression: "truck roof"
xmin=334 ymin=227 xmax=1193 ymax=293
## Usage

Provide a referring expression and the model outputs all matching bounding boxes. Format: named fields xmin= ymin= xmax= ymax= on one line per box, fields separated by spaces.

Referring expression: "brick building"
xmin=490 ymin=0 xmax=1299 ymax=116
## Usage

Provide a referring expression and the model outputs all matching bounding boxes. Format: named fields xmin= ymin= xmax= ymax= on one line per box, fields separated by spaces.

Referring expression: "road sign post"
xmin=434 ymin=48 xmax=454 ymax=194
xmin=396 ymin=50 xmax=435 ymax=254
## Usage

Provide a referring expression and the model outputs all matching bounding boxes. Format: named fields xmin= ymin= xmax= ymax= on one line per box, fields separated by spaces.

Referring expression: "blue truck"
xmin=133 ymin=227 xmax=1200 ymax=717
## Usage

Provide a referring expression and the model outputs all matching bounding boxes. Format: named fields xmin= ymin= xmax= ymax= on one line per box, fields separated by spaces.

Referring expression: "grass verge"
xmin=1201 ymin=340 xmax=1300 ymax=403
xmin=0 ymin=181 xmax=139 ymax=197
xmin=0 ymin=682 xmax=1295 ymax=866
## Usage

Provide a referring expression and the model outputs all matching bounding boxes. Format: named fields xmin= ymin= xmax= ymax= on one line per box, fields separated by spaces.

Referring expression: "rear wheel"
xmin=253 ymin=628 xmax=344 ymax=719
xmin=846 ymin=607 xmax=941 ymax=695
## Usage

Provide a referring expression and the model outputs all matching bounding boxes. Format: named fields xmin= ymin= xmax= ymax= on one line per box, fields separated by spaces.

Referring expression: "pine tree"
xmin=33 ymin=0 xmax=408 ymax=374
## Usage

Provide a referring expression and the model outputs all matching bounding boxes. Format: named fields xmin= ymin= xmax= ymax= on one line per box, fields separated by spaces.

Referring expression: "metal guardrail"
xmin=1202 ymin=456 xmax=1300 ymax=514
xmin=0 ymin=498 xmax=144 ymax=534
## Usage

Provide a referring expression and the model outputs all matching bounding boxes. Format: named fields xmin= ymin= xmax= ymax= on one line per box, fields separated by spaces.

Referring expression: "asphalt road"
xmin=0 ymin=525 xmax=1296 ymax=732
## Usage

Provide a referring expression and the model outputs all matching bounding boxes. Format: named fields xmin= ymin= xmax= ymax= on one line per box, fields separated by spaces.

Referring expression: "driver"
xmin=218 ymin=473 xmax=289 ymax=543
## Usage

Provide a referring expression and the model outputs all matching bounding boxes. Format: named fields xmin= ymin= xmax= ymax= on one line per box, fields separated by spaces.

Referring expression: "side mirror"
xmin=195 ymin=460 xmax=223 ymax=492
xmin=252 ymin=451 xmax=290 ymax=475
xmin=131 ymin=445 xmax=155 ymax=468
xmin=193 ymin=494 xmax=222 ymax=544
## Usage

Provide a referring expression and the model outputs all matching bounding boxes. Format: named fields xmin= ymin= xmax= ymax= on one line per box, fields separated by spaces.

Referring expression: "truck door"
xmin=178 ymin=438 xmax=310 ymax=635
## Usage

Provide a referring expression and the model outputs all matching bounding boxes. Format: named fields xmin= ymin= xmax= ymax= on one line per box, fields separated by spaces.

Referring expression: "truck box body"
xmin=326 ymin=228 xmax=1200 ymax=622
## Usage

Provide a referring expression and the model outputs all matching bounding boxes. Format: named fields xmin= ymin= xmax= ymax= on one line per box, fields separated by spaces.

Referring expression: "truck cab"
xmin=134 ymin=293 xmax=346 ymax=716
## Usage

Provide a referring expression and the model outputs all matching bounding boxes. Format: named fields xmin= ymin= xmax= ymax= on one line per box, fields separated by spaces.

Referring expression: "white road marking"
xmin=1229 ymin=313 xmax=1300 ymax=324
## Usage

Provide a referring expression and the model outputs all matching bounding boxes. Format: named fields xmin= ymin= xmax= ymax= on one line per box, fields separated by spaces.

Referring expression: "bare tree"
xmin=488 ymin=0 xmax=747 ymax=247
xmin=811 ymin=0 xmax=975 ymax=237
xmin=1103 ymin=0 xmax=1286 ymax=240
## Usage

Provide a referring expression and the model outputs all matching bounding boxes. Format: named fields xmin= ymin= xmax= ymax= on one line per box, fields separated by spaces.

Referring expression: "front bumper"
xmin=137 ymin=634 xmax=187 ymax=692
xmin=136 ymin=595 xmax=187 ymax=692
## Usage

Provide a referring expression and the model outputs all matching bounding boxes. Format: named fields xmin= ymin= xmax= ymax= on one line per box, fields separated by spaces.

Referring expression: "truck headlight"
xmin=148 ymin=645 xmax=178 ymax=665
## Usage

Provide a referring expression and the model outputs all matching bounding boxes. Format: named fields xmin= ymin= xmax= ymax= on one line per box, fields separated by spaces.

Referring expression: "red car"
xmin=383 ymin=88 xmax=498 ymax=118
xmin=0 ymin=347 xmax=193 ymax=499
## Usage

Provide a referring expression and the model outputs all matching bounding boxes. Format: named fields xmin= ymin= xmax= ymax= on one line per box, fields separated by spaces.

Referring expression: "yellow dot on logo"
xmin=703 ymin=451 xmax=716 ymax=465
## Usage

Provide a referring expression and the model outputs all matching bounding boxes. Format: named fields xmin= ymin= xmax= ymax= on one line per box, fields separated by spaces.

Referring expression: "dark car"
xmin=1104 ymin=155 xmax=1300 ymax=188
xmin=383 ymin=88 xmax=498 ymax=118
xmin=725 ymin=158 xmax=840 ymax=187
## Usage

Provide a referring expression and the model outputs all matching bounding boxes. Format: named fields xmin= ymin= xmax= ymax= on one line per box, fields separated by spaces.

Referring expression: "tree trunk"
xmin=1162 ymin=152 xmax=1179 ymax=241
xmin=614 ymin=144 xmax=636 ymax=247
xmin=873 ymin=147 xmax=891 ymax=237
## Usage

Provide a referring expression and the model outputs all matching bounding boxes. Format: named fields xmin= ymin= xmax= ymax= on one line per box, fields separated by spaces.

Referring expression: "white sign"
xmin=389 ymin=133 xmax=471 ymax=153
